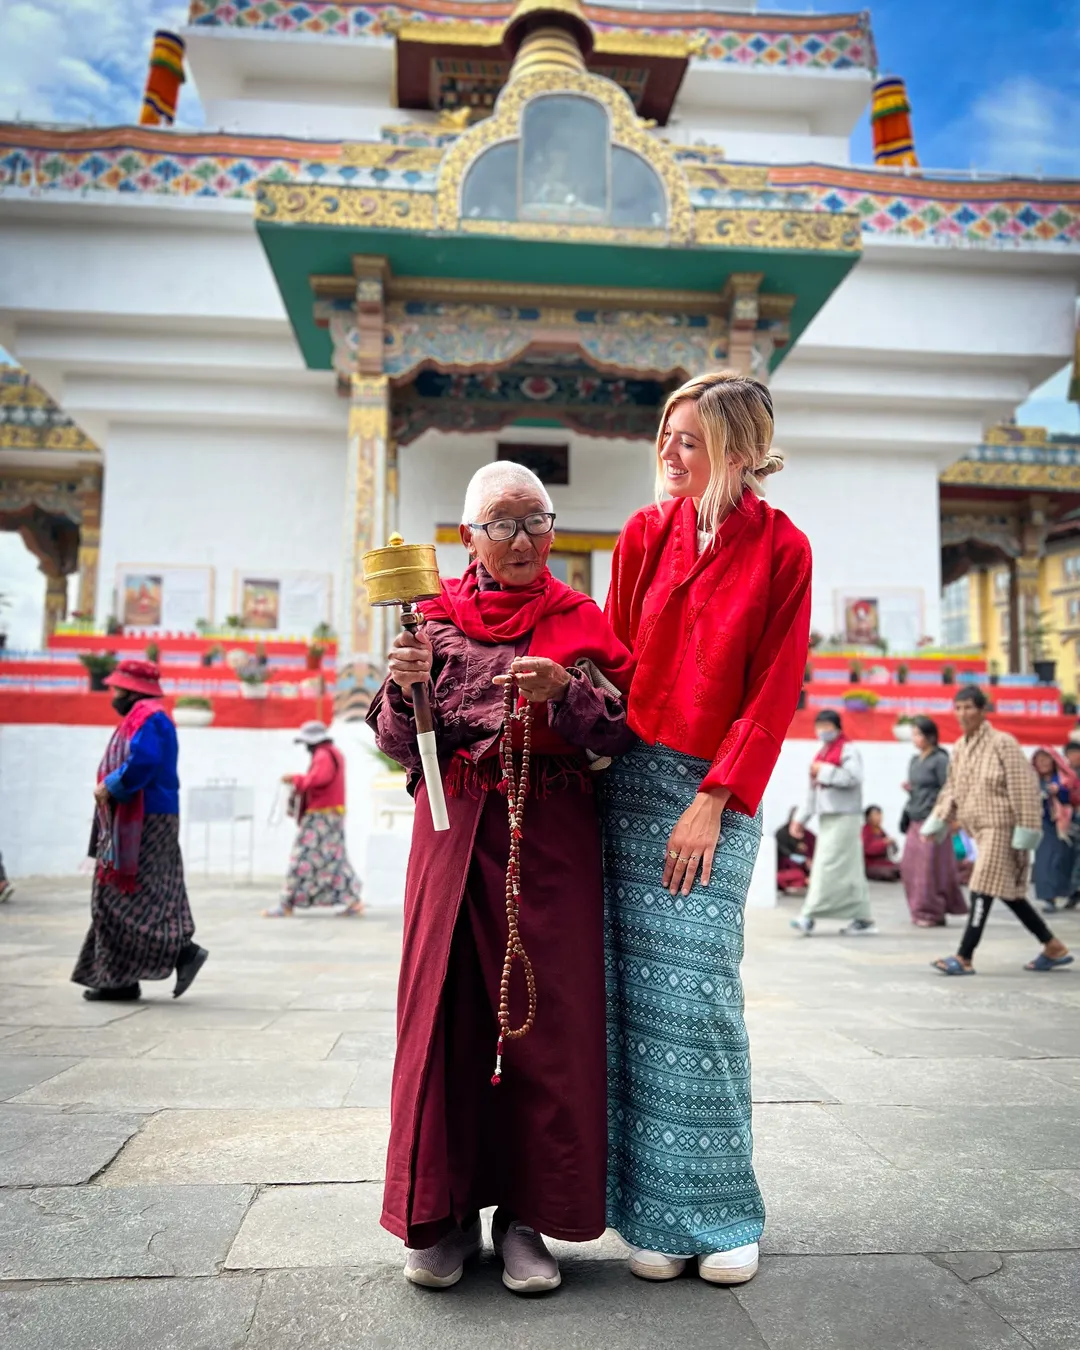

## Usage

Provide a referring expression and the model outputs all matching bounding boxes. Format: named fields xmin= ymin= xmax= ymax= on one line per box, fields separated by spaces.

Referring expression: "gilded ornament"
xmin=257 ymin=182 xmax=437 ymax=229
xmin=693 ymin=208 xmax=862 ymax=253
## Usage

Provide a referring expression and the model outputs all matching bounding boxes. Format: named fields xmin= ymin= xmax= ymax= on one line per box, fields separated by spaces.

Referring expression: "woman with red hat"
xmin=71 ymin=659 xmax=208 ymax=1002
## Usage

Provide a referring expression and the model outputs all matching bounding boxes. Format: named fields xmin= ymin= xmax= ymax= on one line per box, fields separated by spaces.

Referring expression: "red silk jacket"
xmin=290 ymin=743 xmax=347 ymax=813
xmin=605 ymin=490 xmax=812 ymax=815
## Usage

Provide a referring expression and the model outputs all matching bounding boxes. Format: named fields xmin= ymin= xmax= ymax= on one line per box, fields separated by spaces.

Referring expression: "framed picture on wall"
xmin=240 ymin=578 xmax=280 ymax=631
xmin=116 ymin=564 xmax=213 ymax=632
xmin=234 ymin=572 xmax=332 ymax=635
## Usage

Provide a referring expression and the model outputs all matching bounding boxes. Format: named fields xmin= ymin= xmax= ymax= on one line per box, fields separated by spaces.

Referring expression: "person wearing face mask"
xmin=603 ymin=371 xmax=811 ymax=1288
xmin=71 ymin=659 xmax=208 ymax=1003
xmin=368 ymin=461 xmax=635 ymax=1295
xmin=788 ymin=709 xmax=876 ymax=937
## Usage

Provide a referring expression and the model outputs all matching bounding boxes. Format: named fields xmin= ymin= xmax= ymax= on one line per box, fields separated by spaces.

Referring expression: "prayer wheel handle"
xmin=400 ymin=604 xmax=435 ymax=739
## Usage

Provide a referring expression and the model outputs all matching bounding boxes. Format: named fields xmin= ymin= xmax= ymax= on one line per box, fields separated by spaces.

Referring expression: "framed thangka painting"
xmin=116 ymin=565 xmax=213 ymax=632
xmin=235 ymin=572 xmax=332 ymax=635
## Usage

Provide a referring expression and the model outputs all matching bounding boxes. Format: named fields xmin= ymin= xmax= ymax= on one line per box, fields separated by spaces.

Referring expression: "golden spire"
xmin=504 ymin=0 xmax=594 ymax=80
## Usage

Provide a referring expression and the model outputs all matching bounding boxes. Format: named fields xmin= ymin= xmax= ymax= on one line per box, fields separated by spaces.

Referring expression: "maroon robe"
xmin=368 ymin=608 xmax=634 ymax=1248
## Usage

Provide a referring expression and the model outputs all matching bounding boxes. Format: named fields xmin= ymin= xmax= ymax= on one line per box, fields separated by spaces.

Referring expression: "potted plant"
xmin=892 ymin=713 xmax=914 ymax=741
xmin=895 ymin=662 xmax=909 ymax=685
xmin=849 ymin=658 xmax=863 ymax=684
xmin=145 ymin=640 xmax=160 ymax=664
xmin=200 ymin=643 xmax=223 ymax=669
xmin=224 ymin=614 xmax=245 ymax=633
xmin=1025 ymin=609 xmax=1057 ymax=685
xmin=79 ymin=651 xmax=118 ymax=692
xmin=1063 ymin=694 xmax=1078 ymax=716
xmin=842 ymin=687 xmax=879 ymax=713
xmin=228 ymin=645 xmax=270 ymax=699
xmin=173 ymin=695 xmax=214 ymax=727
xmin=306 ymin=639 xmax=326 ymax=672
xmin=941 ymin=664 xmax=955 ymax=686
xmin=0 ymin=590 xmax=10 ymax=652
xmin=988 ymin=659 xmax=1000 ymax=686
xmin=105 ymin=614 xmax=124 ymax=636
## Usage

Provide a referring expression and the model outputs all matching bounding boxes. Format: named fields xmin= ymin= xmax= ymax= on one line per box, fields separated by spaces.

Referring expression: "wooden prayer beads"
xmin=491 ymin=675 xmax=537 ymax=1086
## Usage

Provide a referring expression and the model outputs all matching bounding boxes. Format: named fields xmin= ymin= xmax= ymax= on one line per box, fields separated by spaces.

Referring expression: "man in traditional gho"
xmin=368 ymin=461 xmax=634 ymax=1296
xmin=72 ymin=659 xmax=208 ymax=1002
xmin=603 ymin=371 xmax=811 ymax=1287
xmin=926 ymin=685 xmax=1073 ymax=976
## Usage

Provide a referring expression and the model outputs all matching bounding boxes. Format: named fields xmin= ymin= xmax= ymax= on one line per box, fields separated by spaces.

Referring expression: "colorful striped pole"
xmin=871 ymin=75 xmax=919 ymax=168
xmin=139 ymin=30 xmax=186 ymax=126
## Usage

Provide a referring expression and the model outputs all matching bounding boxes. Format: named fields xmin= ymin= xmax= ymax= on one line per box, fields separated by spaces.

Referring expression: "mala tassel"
xmin=491 ymin=677 xmax=537 ymax=1087
xmin=491 ymin=1035 xmax=504 ymax=1086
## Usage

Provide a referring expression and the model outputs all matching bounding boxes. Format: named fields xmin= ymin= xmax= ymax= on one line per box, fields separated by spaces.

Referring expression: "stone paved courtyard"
xmin=0 ymin=874 xmax=1078 ymax=1349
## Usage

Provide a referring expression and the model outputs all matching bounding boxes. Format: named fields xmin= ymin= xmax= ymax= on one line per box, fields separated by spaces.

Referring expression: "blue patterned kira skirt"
xmin=601 ymin=739 xmax=765 ymax=1256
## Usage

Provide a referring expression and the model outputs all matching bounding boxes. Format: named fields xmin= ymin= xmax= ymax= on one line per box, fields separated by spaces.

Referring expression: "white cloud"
xmin=0 ymin=0 xmax=202 ymax=126
xmin=970 ymin=75 xmax=1080 ymax=177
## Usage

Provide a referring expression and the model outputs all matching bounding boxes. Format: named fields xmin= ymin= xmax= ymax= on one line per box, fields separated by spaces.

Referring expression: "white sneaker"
xmin=628 ymin=1249 xmax=687 ymax=1281
xmin=838 ymin=919 xmax=878 ymax=936
xmin=790 ymin=916 xmax=814 ymax=935
xmin=697 ymin=1242 xmax=759 ymax=1285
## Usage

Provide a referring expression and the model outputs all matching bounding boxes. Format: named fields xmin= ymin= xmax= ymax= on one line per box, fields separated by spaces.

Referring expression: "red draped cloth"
xmin=375 ymin=564 xmax=633 ymax=1247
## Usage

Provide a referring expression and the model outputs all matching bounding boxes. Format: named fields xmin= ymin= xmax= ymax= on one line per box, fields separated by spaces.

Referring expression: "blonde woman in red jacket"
xmin=603 ymin=371 xmax=811 ymax=1286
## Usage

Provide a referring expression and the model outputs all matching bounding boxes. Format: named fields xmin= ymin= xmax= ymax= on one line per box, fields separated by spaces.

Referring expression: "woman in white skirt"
xmin=788 ymin=709 xmax=875 ymax=936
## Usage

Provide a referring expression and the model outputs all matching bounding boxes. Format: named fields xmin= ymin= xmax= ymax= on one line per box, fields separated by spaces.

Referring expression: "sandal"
xmin=262 ymin=903 xmax=294 ymax=918
xmin=931 ymin=956 xmax=975 ymax=976
xmin=1025 ymin=952 xmax=1074 ymax=972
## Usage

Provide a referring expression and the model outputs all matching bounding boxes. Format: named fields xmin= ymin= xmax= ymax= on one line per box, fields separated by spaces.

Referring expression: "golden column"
xmin=341 ymin=257 xmax=392 ymax=685
xmin=723 ymin=272 xmax=765 ymax=378
xmin=43 ymin=573 xmax=68 ymax=643
xmin=75 ymin=470 xmax=102 ymax=619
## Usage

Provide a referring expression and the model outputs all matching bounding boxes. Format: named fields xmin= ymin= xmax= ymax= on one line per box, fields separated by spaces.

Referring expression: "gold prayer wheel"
xmin=362 ymin=533 xmax=441 ymax=607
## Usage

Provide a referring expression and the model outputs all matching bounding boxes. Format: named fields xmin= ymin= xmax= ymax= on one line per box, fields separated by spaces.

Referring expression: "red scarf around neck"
xmin=95 ymin=698 xmax=168 ymax=892
xmin=813 ymin=732 xmax=848 ymax=770
xmin=422 ymin=562 xmax=634 ymax=693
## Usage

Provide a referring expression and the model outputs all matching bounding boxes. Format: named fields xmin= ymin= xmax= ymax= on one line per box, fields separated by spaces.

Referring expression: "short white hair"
xmin=461 ymin=460 xmax=553 ymax=525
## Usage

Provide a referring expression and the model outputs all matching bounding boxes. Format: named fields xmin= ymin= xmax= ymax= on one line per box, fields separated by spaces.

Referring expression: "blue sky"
xmin=0 ymin=0 xmax=1076 ymax=428
xmin=1 ymin=1 xmax=1077 ymax=180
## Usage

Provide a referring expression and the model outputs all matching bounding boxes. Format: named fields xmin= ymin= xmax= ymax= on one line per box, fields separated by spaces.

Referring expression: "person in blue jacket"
xmin=71 ymin=659 xmax=208 ymax=1001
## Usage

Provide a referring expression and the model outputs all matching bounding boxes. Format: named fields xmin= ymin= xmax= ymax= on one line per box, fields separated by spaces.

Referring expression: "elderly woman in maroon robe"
xmin=367 ymin=460 xmax=634 ymax=1296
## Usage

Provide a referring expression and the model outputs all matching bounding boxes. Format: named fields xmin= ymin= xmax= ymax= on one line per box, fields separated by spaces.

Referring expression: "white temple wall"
xmin=203 ymin=92 xmax=400 ymax=140
xmin=1 ymin=718 xmax=913 ymax=913
xmin=766 ymin=447 xmax=943 ymax=648
xmin=0 ymin=719 xmax=386 ymax=891
xmin=96 ymin=423 xmax=347 ymax=629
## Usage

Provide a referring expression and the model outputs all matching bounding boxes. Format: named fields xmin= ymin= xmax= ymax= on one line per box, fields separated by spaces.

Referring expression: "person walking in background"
xmin=0 ymin=854 xmax=12 ymax=904
xmin=776 ymin=807 xmax=814 ymax=893
xmin=264 ymin=721 xmax=364 ymax=918
xmin=72 ymin=660 xmax=208 ymax=1002
xmin=789 ymin=709 xmax=875 ymax=936
xmin=899 ymin=715 xmax=968 ymax=928
xmin=862 ymin=805 xmax=901 ymax=881
xmin=927 ymin=685 xmax=1072 ymax=976
xmin=1031 ymin=747 xmax=1080 ymax=915
xmin=1064 ymin=739 xmax=1080 ymax=909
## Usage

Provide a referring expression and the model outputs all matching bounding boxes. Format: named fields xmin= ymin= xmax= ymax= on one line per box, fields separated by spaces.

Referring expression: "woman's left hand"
xmin=93 ymin=782 xmax=111 ymax=807
xmin=664 ymin=788 xmax=731 ymax=894
xmin=281 ymin=774 xmax=296 ymax=786
xmin=493 ymin=656 xmax=571 ymax=703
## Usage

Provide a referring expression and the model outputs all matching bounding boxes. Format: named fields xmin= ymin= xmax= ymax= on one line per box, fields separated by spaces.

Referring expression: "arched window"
xmin=460 ymin=93 xmax=668 ymax=229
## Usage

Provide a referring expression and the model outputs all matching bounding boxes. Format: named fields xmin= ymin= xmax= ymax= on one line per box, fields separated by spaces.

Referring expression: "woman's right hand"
xmin=788 ymin=819 xmax=805 ymax=841
xmin=388 ymin=628 xmax=433 ymax=691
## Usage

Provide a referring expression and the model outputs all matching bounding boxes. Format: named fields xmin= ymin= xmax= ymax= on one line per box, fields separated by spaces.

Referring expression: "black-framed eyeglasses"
xmin=468 ymin=512 xmax=556 ymax=542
